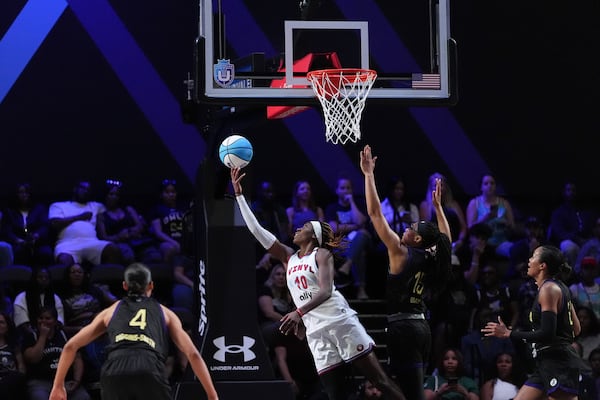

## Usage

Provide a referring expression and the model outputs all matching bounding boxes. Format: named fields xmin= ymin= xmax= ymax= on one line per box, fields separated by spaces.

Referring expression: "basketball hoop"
xmin=307 ymin=68 xmax=377 ymax=145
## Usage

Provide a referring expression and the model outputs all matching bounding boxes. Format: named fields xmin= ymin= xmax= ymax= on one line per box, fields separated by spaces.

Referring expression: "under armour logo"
xmin=213 ymin=336 xmax=256 ymax=362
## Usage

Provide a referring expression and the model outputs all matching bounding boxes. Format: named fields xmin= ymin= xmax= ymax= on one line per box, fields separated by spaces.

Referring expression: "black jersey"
xmin=529 ymin=279 xmax=575 ymax=348
xmin=386 ymin=247 xmax=427 ymax=314
xmin=105 ymin=295 xmax=169 ymax=362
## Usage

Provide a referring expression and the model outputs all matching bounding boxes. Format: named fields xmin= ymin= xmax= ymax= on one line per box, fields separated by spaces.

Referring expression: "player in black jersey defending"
xmin=49 ymin=263 xmax=218 ymax=400
xmin=482 ymin=245 xmax=581 ymax=400
xmin=360 ymin=145 xmax=453 ymax=400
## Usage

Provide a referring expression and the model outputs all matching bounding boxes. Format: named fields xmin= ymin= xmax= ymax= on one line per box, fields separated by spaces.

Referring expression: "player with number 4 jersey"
xmin=48 ymin=263 xmax=218 ymax=400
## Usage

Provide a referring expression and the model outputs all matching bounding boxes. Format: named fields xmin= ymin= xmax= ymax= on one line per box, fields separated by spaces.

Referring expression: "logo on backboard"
xmin=214 ymin=59 xmax=235 ymax=87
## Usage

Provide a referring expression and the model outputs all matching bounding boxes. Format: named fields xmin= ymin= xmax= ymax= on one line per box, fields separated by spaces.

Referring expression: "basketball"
xmin=218 ymin=135 xmax=253 ymax=168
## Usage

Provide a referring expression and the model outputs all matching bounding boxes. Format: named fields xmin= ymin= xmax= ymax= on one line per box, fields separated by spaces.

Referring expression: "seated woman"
xmin=424 ymin=347 xmax=480 ymax=400
xmin=149 ymin=179 xmax=194 ymax=309
xmin=0 ymin=311 xmax=27 ymax=400
xmin=97 ymin=179 xmax=160 ymax=265
xmin=257 ymin=263 xmax=294 ymax=348
xmin=58 ymin=263 xmax=116 ymax=336
xmin=22 ymin=306 xmax=90 ymax=400
xmin=58 ymin=263 xmax=117 ymax=391
xmin=479 ymin=352 xmax=525 ymax=400
xmin=12 ymin=266 xmax=64 ymax=335
xmin=465 ymin=174 xmax=515 ymax=258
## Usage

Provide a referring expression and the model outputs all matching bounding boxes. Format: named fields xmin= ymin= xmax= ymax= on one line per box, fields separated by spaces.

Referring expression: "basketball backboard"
xmin=195 ymin=0 xmax=457 ymax=106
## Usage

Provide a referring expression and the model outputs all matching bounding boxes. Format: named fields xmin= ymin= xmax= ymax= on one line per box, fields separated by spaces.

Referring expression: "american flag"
xmin=411 ymin=73 xmax=441 ymax=89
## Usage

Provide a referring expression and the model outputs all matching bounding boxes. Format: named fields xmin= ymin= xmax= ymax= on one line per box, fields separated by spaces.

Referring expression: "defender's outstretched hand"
xmin=360 ymin=145 xmax=377 ymax=175
xmin=432 ymin=178 xmax=443 ymax=209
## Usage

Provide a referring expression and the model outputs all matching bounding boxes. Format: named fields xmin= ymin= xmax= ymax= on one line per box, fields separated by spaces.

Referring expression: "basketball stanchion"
xmin=306 ymin=68 xmax=377 ymax=145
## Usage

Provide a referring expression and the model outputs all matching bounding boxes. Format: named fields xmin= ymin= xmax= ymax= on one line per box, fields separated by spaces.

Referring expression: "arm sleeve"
xmin=235 ymin=194 xmax=277 ymax=250
xmin=510 ymin=311 xmax=556 ymax=343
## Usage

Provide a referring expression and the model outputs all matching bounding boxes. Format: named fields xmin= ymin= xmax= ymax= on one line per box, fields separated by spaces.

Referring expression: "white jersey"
xmin=492 ymin=378 xmax=518 ymax=400
xmin=287 ymin=247 xmax=356 ymax=334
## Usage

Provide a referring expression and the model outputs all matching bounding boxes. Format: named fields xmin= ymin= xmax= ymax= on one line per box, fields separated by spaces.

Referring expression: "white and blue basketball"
xmin=218 ymin=135 xmax=253 ymax=168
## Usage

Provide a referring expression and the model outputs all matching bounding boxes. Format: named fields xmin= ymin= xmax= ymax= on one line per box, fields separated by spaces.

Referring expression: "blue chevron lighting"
xmin=0 ymin=0 xmax=67 ymax=104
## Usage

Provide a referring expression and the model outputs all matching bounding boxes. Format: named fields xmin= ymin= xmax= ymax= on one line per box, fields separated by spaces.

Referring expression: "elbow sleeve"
xmin=511 ymin=311 xmax=557 ymax=343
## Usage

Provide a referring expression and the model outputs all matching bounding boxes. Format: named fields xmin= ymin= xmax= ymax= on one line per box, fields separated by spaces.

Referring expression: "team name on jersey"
xmin=115 ymin=333 xmax=156 ymax=348
xmin=287 ymin=263 xmax=314 ymax=275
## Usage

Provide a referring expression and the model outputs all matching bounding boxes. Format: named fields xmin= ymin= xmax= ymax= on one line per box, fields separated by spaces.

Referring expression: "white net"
xmin=307 ymin=69 xmax=377 ymax=145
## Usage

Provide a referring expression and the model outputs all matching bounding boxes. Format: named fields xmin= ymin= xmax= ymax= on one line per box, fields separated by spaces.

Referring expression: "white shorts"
xmin=306 ymin=314 xmax=375 ymax=374
xmin=54 ymin=238 xmax=112 ymax=265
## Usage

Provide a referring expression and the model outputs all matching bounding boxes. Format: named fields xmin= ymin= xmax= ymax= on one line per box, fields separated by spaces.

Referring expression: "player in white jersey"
xmin=231 ymin=167 xmax=406 ymax=400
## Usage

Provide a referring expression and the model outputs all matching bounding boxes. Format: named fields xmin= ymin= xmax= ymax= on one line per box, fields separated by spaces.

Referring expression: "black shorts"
xmin=101 ymin=352 xmax=171 ymax=400
xmin=524 ymin=345 xmax=580 ymax=396
xmin=386 ymin=318 xmax=431 ymax=373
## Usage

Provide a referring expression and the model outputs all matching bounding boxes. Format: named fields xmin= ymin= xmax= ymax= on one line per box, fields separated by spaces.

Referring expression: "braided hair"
xmin=415 ymin=220 xmax=453 ymax=295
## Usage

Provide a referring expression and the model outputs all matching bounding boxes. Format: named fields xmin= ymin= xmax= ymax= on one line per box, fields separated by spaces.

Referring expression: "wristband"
xmin=296 ymin=308 xmax=304 ymax=317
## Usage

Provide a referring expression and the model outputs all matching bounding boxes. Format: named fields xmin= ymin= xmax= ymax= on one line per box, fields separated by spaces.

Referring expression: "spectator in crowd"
xmin=0 ymin=311 xmax=27 ymax=399
xmin=380 ymin=176 xmax=419 ymax=236
xmin=570 ymin=258 xmax=600 ymax=319
xmin=0 ymin=285 xmax=14 ymax=317
xmin=58 ymin=263 xmax=116 ymax=337
xmin=479 ymin=352 xmax=524 ymax=400
xmin=424 ymin=348 xmax=480 ymax=400
xmin=57 ymin=263 xmax=115 ymax=391
xmin=286 ymin=180 xmax=324 ymax=236
xmin=420 ymin=172 xmax=468 ymax=253
xmin=548 ymin=181 xmax=596 ymax=266
xmin=507 ymin=216 xmax=547 ymax=283
xmin=149 ymin=179 xmax=194 ymax=310
xmin=456 ymin=223 xmax=496 ymax=286
xmin=13 ymin=266 xmax=64 ymax=335
xmin=251 ymin=180 xmax=290 ymax=246
xmin=466 ymin=174 xmax=515 ymax=258
xmin=350 ymin=378 xmax=384 ymax=400
xmin=0 ymin=211 xmax=15 ymax=267
xmin=473 ymin=263 xmax=519 ymax=333
xmin=575 ymin=306 xmax=600 ymax=368
xmin=1 ymin=182 xmax=53 ymax=267
xmin=149 ymin=179 xmax=188 ymax=263
xmin=589 ymin=347 xmax=600 ymax=398
xmin=22 ymin=306 xmax=90 ymax=400
xmin=574 ymin=216 xmax=600 ymax=274
xmin=572 ymin=341 xmax=597 ymax=400
xmin=255 ymin=251 xmax=278 ymax=291
xmin=461 ymin=310 xmax=515 ymax=387
xmin=49 ymin=180 xmax=122 ymax=268
xmin=97 ymin=179 xmax=159 ymax=266
xmin=325 ymin=176 xmax=372 ymax=299
xmin=428 ymin=255 xmax=478 ymax=371
xmin=257 ymin=263 xmax=294 ymax=348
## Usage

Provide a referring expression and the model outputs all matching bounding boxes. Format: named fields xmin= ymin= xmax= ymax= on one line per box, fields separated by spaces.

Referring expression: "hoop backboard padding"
xmin=267 ymin=52 xmax=342 ymax=120
xmin=307 ymin=68 xmax=377 ymax=145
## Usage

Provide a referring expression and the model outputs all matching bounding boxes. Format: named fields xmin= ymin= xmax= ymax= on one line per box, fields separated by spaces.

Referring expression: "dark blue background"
xmin=1 ymin=1 xmax=598 ymax=222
